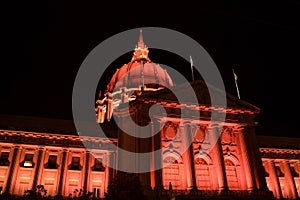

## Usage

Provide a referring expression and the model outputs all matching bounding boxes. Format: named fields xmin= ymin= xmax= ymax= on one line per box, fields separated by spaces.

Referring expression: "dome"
xmin=106 ymin=29 xmax=174 ymax=93
xmin=96 ymin=29 xmax=174 ymax=123
xmin=106 ymin=61 xmax=174 ymax=93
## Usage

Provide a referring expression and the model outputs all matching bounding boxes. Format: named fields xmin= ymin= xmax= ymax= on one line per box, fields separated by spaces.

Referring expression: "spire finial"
xmin=132 ymin=29 xmax=149 ymax=61
xmin=137 ymin=29 xmax=145 ymax=48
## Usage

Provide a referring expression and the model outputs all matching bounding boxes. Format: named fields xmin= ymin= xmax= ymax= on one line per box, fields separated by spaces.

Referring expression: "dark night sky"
xmin=1 ymin=1 xmax=300 ymax=138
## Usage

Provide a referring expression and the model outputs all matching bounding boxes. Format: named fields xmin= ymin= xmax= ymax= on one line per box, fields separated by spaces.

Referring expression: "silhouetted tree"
xmin=105 ymin=172 xmax=145 ymax=200
xmin=22 ymin=185 xmax=48 ymax=200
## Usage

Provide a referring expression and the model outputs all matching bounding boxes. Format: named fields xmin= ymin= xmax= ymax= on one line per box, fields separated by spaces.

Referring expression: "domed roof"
xmin=106 ymin=29 xmax=174 ymax=93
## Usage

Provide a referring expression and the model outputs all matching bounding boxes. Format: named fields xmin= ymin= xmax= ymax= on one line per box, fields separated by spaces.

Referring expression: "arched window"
xmin=225 ymin=159 xmax=239 ymax=190
xmin=162 ymin=156 xmax=181 ymax=189
xmin=195 ymin=158 xmax=211 ymax=190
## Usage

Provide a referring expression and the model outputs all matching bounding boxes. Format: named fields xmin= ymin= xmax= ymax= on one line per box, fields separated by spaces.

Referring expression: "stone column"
xmin=267 ymin=160 xmax=282 ymax=199
xmin=137 ymin=124 xmax=152 ymax=190
xmin=32 ymin=147 xmax=44 ymax=190
xmin=104 ymin=154 xmax=109 ymax=196
xmin=237 ymin=126 xmax=256 ymax=191
xmin=282 ymin=161 xmax=299 ymax=199
xmin=153 ymin=120 xmax=163 ymax=190
xmin=83 ymin=151 xmax=90 ymax=194
xmin=150 ymin=122 xmax=156 ymax=189
xmin=116 ymin=114 xmax=136 ymax=172
xmin=182 ymin=122 xmax=197 ymax=190
xmin=4 ymin=146 xmax=20 ymax=194
xmin=247 ymin=124 xmax=269 ymax=190
xmin=209 ymin=124 xmax=228 ymax=191
xmin=108 ymin=152 xmax=114 ymax=185
xmin=57 ymin=149 xmax=67 ymax=195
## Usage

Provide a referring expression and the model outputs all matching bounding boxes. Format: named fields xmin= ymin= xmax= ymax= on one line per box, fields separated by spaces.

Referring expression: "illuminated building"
xmin=0 ymin=30 xmax=299 ymax=199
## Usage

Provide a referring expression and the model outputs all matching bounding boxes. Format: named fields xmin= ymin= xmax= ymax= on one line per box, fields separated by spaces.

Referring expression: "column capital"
xmin=236 ymin=124 xmax=256 ymax=129
xmin=12 ymin=145 xmax=21 ymax=149
xmin=182 ymin=121 xmax=191 ymax=126
xmin=233 ymin=124 xmax=247 ymax=130
xmin=199 ymin=123 xmax=209 ymax=128
xmin=281 ymin=160 xmax=290 ymax=164
xmin=37 ymin=146 xmax=45 ymax=150
xmin=209 ymin=123 xmax=220 ymax=128
xmin=265 ymin=159 xmax=275 ymax=164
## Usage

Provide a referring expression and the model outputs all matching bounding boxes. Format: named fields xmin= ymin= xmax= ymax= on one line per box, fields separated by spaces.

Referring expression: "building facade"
xmin=0 ymin=30 xmax=300 ymax=199
xmin=1 ymin=119 xmax=300 ymax=199
xmin=0 ymin=128 xmax=117 ymax=199
xmin=258 ymin=136 xmax=300 ymax=199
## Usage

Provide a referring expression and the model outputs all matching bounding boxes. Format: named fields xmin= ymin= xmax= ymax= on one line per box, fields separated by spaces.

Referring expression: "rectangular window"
xmin=71 ymin=157 xmax=80 ymax=170
xmin=23 ymin=154 xmax=34 ymax=167
xmin=0 ymin=152 xmax=10 ymax=166
xmin=276 ymin=166 xmax=284 ymax=177
xmin=93 ymin=188 xmax=100 ymax=198
xmin=47 ymin=155 xmax=57 ymax=169
xmin=163 ymin=165 xmax=180 ymax=189
xmin=264 ymin=166 xmax=269 ymax=177
xmin=291 ymin=166 xmax=299 ymax=177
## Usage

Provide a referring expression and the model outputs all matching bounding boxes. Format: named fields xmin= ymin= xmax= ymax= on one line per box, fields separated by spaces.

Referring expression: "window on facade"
xmin=0 ymin=152 xmax=10 ymax=166
xmin=163 ymin=156 xmax=181 ymax=189
xmin=290 ymin=166 xmax=299 ymax=177
xmin=92 ymin=158 xmax=105 ymax=171
xmin=225 ymin=159 xmax=239 ymax=190
xmin=70 ymin=157 xmax=81 ymax=170
xmin=275 ymin=166 xmax=284 ymax=177
xmin=23 ymin=154 xmax=34 ymax=168
xmin=93 ymin=188 xmax=100 ymax=198
xmin=46 ymin=155 xmax=57 ymax=169
xmin=264 ymin=166 xmax=269 ymax=177
xmin=195 ymin=158 xmax=211 ymax=189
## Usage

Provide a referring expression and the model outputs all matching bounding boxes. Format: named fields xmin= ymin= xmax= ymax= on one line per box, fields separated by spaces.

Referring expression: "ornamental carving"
xmin=0 ymin=130 xmax=117 ymax=150
xmin=195 ymin=158 xmax=208 ymax=165
xmin=221 ymin=127 xmax=236 ymax=145
xmin=224 ymin=159 xmax=235 ymax=166
xmin=193 ymin=125 xmax=207 ymax=143
xmin=260 ymin=148 xmax=300 ymax=159
xmin=162 ymin=121 xmax=179 ymax=141
xmin=163 ymin=156 xmax=178 ymax=164
xmin=223 ymin=147 xmax=236 ymax=156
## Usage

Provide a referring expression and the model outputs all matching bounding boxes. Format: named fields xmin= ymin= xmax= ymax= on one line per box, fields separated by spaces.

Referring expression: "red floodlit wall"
xmin=0 ymin=128 xmax=300 ymax=199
